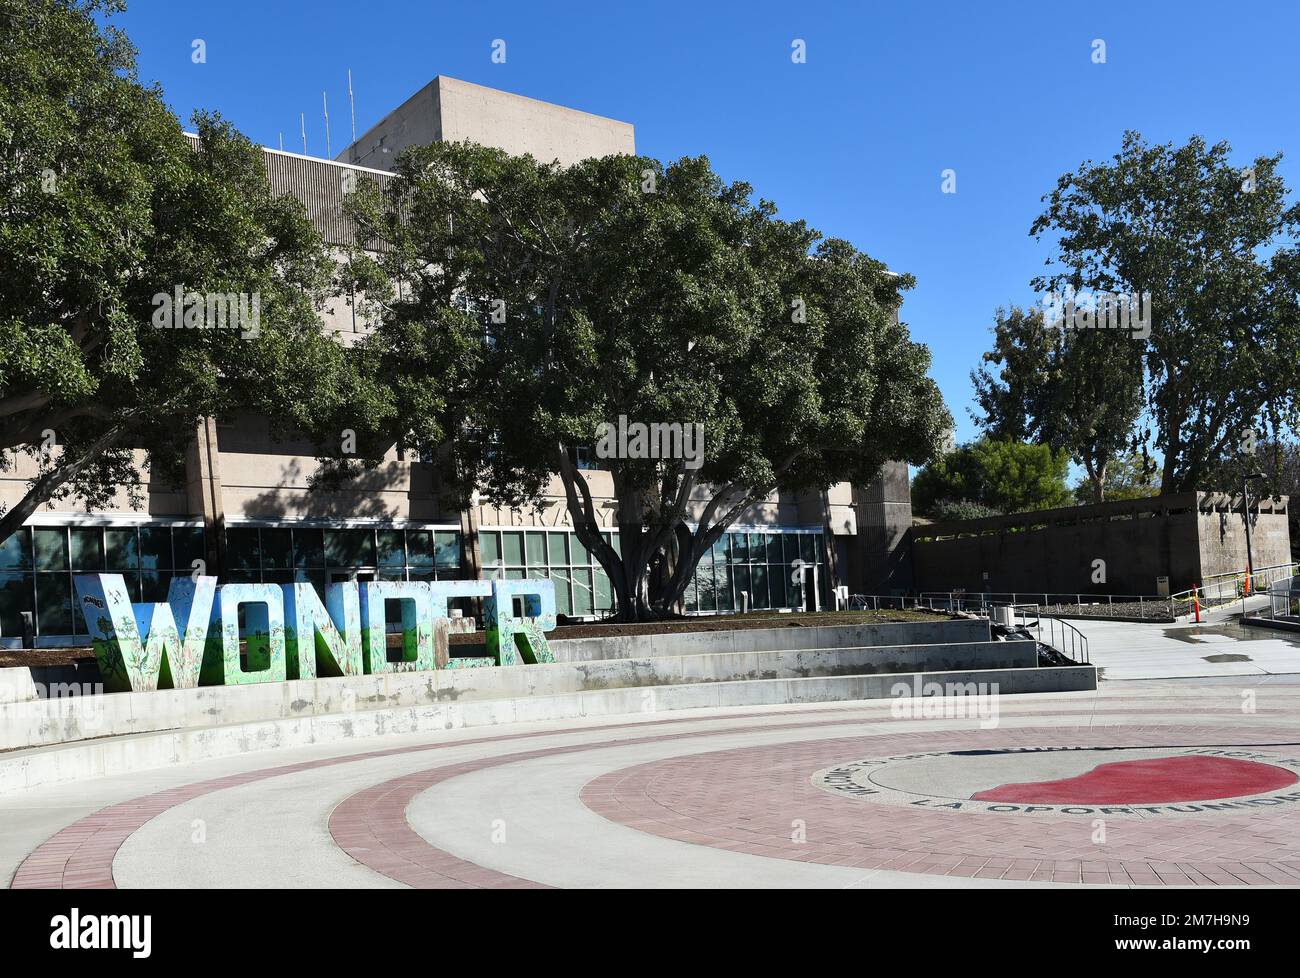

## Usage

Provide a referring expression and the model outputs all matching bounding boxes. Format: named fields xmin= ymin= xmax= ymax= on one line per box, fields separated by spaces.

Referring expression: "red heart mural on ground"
xmin=971 ymin=755 xmax=1297 ymax=804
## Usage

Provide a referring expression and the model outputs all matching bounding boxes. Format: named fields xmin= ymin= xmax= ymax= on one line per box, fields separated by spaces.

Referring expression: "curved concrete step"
xmin=0 ymin=664 xmax=1096 ymax=792
xmin=0 ymin=640 xmax=1035 ymax=753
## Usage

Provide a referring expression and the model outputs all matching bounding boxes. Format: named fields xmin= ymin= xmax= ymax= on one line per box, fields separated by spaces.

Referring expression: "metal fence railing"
xmin=1170 ymin=562 xmax=1299 ymax=618
xmin=915 ymin=591 xmax=1170 ymax=619
xmin=842 ymin=594 xmax=1090 ymax=664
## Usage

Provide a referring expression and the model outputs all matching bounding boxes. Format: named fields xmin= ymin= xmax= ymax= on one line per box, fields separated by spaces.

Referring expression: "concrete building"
xmin=0 ymin=77 xmax=910 ymax=646
xmin=910 ymin=491 xmax=1292 ymax=597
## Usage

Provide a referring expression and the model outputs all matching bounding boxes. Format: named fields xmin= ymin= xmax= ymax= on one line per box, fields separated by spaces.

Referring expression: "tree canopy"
xmin=971 ymin=304 xmax=1145 ymax=502
xmin=344 ymin=141 xmax=949 ymax=619
xmin=1029 ymin=131 xmax=1300 ymax=493
xmin=912 ymin=438 xmax=1073 ymax=519
xmin=0 ymin=0 xmax=365 ymax=545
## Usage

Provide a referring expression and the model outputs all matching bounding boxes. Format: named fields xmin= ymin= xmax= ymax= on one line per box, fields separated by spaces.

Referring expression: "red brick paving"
xmin=9 ymin=702 xmax=961 ymax=888
xmin=13 ymin=700 xmax=1300 ymax=888
xmin=580 ymin=724 xmax=1300 ymax=886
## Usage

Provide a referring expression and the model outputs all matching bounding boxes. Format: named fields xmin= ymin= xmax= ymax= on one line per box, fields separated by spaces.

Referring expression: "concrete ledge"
xmin=0 ymin=665 xmax=1096 ymax=793
xmin=0 ymin=639 xmax=1032 ymax=752
xmin=1241 ymin=616 xmax=1300 ymax=634
xmin=550 ymin=618 xmax=989 ymax=661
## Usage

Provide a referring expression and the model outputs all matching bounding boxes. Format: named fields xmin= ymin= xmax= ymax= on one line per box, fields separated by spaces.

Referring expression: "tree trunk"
xmin=0 ymin=424 xmax=129 ymax=548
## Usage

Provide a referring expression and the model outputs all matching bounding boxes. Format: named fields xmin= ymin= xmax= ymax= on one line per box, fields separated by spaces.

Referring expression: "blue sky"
xmin=115 ymin=0 xmax=1300 ymax=447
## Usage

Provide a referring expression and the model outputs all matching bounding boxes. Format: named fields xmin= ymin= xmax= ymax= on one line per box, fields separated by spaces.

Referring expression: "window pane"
xmin=546 ymin=532 xmax=568 ymax=565
xmin=480 ymin=531 xmax=500 ymax=568
xmin=715 ymin=564 xmax=733 ymax=612
xmin=696 ymin=565 xmax=716 ymax=612
xmin=594 ymin=569 xmax=612 ymax=614
xmin=0 ymin=529 xmax=31 ymax=571
xmin=751 ymin=565 xmax=769 ymax=609
xmin=734 ymin=565 xmax=751 ymax=607
xmin=800 ymin=534 xmax=816 ymax=563
xmin=294 ymin=528 xmax=325 ymax=568
xmin=69 ymin=528 xmax=104 ymax=571
xmin=0 ymin=572 xmax=33 ymax=637
xmin=434 ymin=530 xmax=460 ymax=570
xmin=525 ymin=531 xmax=546 ymax=567
xmin=36 ymin=573 xmax=72 ymax=634
xmin=173 ymin=527 xmax=206 ymax=572
xmin=105 ymin=528 xmax=138 ymax=570
xmin=226 ymin=528 xmax=260 ymax=572
xmin=501 ymin=532 xmax=524 ymax=567
xmin=325 ymin=529 xmax=374 ymax=568
xmin=572 ymin=569 xmax=594 ymax=615
xmin=571 ymin=533 xmax=589 ymax=565
xmin=684 ymin=572 xmax=698 ymax=613
xmin=33 ymin=528 xmax=67 ymax=572
xmin=260 ymin=528 xmax=293 ymax=570
xmin=377 ymin=530 xmax=406 ymax=567
xmin=140 ymin=526 xmax=172 ymax=571
xmin=608 ymin=532 xmax=621 ymax=557
xmin=783 ymin=533 xmax=801 ymax=565
xmin=551 ymin=568 xmax=572 ymax=615
xmin=770 ymin=565 xmax=788 ymax=608
xmin=140 ymin=570 xmax=172 ymax=603
xmin=406 ymin=530 xmax=434 ymax=568
xmin=765 ymin=533 xmax=783 ymax=563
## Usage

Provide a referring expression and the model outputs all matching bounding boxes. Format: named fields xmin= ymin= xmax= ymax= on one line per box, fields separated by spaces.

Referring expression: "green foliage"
xmin=0 ymin=0 xmax=367 ymax=540
xmin=926 ymin=498 xmax=1003 ymax=522
xmin=1030 ymin=131 xmax=1300 ymax=493
xmin=913 ymin=438 xmax=1072 ymax=518
xmin=346 ymin=141 xmax=950 ymax=618
xmin=1070 ymin=446 xmax=1160 ymax=504
xmin=972 ymin=305 xmax=1145 ymax=501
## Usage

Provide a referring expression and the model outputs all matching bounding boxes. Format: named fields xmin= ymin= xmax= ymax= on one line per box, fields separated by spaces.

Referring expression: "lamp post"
xmin=1243 ymin=472 xmax=1266 ymax=595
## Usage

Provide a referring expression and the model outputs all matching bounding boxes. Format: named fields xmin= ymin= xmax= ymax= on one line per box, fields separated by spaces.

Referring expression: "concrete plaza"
xmin=4 ymin=651 xmax=1300 ymax=887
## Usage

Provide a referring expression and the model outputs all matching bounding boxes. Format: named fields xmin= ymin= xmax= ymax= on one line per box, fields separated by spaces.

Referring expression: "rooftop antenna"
xmin=278 ymin=132 xmax=284 ymax=152
xmin=300 ymin=112 xmax=307 ymax=155
xmin=348 ymin=69 xmax=357 ymax=144
xmin=322 ymin=91 xmax=332 ymax=158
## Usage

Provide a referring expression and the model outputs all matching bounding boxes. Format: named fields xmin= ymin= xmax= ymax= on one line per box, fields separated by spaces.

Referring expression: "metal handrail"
xmin=914 ymin=590 xmax=1169 ymax=619
xmin=1170 ymin=562 xmax=1299 ymax=609
xmin=996 ymin=602 xmax=1090 ymax=665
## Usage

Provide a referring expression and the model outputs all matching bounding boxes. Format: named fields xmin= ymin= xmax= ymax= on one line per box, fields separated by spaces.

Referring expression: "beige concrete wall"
xmin=338 ymin=75 xmax=635 ymax=170
xmin=0 ymin=447 xmax=188 ymax=521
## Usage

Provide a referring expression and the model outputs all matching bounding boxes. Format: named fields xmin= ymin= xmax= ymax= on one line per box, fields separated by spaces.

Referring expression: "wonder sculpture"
xmin=72 ymin=575 xmax=557 ymax=693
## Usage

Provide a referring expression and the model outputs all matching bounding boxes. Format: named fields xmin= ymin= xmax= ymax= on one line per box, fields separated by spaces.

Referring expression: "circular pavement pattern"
xmin=813 ymin=745 xmax=1300 ymax=815
xmin=7 ymin=684 xmax=1300 ymax=888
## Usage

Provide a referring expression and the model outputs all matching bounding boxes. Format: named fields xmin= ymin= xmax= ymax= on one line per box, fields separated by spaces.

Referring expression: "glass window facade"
xmin=222 ymin=525 xmax=464 ymax=595
xmin=478 ymin=528 xmax=620 ymax=618
xmin=685 ymin=530 xmax=829 ymax=614
xmin=0 ymin=524 xmax=206 ymax=638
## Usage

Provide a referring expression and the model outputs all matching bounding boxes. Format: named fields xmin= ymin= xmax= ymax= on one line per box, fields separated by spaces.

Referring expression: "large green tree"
xmin=1030 ymin=131 xmax=1300 ymax=493
xmin=345 ymin=142 xmax=949 ymax=620
xmin=0 ymin=0 xmax=370 ymax=548
xmin=971 ymin=304 xmax=1145 ymax=502
xmin=912 ymin=438 xmax=1073 ymax=518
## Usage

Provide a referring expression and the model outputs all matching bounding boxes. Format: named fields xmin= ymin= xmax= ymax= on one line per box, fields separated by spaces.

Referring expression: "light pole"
xmin=1243 ymin=472 xmax=1266 ymax=595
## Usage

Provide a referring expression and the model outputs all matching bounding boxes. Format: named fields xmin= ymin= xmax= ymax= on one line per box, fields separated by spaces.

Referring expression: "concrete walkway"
xmin=6 ymin=680 xmax=1300 ymax=888
xmin=1079 ymin=613 xmax=1300 ymax=680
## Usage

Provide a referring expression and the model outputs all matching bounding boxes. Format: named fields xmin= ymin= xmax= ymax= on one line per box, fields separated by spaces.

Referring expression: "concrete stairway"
xmin=0 ymin=619 xmax=1095 ymax=791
